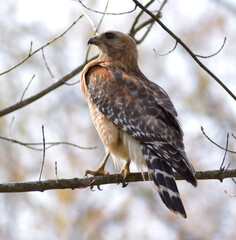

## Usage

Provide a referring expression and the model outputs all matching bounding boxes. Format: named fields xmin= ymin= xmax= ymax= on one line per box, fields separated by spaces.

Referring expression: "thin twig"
xmin=78 ymin=3 xmax=96 ymax=32
xmin=159 ymin=0 xmax=168 ymax=13
xmin=62 ymin=79 xmax=81 ymax=86
xmin=0 ymin=55 xmax=97 ymax=118
xmin=55 ymin=161 xmax=58 ymax=180
xmin=0 ymin=135 xmax=96 ymax=151
xmin=129 ymin=0 xmax=155 ymax=37
xmin=0 ymin=15 xmax=83 ymax=76
xmin=20 ymin=74 xmax=36 ymax=101
xmin=129 ymin=0 xmax=166 ymax=44
xmin=232 ymin=133 xmax=236 ymax=140
xmin=85 ymin=0 xmax=109 ymax=62
xmin=201 ymin=127 xmax=236 ymax=154
xmin=8 ymin=116 xmax=15 ymax=138
xmin=95 ymin=0 xmax=109 ymax=35
xmin=39 ymin=125 xmax=46 ymax=181
xmin=42 ymin=48 xmax=54 ymax=78
xmin=28 ymin=41 xmax=33 ymax=56
xmin=195 ymin=37 xmax=227 ymax=59
xmin=135 ymin=20 xmax=155 ymax=44
xmin=220 ymin=133 xmax=229 ymax=170
xmin=78 ymin=0 xmax=137 ymax=15
xmin=132 ymin=0 xmax=236 ymax=101
xmin=134 ymin=0 xmax=166 ymax=44
xmin=0 ymin=169 xmax=236 ymax=193
xmin=153 ymin=41 xmax=178 ymax=56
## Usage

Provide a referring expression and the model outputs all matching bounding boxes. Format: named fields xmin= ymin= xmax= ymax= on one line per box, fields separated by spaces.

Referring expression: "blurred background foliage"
xmin=0 ymin=0 xmax=236 ymax=239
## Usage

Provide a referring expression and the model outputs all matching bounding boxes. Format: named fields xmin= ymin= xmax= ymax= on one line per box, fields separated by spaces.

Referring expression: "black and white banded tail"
xmin=142 ymin=144 xmax=197 ymax=218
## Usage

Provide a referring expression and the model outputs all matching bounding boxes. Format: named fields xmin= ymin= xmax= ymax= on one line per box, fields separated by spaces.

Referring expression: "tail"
xmin=142 ymin=144 xmax=197 ymax=218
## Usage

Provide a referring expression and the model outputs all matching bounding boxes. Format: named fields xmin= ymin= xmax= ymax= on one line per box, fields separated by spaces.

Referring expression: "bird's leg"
xmin=85 ymin=152 xmax=110 ymax=177
xmin=120 ymin=160 xmax=131 ymax=179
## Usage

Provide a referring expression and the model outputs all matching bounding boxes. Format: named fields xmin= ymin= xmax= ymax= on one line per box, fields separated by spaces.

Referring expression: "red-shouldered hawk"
xmin=81 ymin=30 xmax=197 ymax=218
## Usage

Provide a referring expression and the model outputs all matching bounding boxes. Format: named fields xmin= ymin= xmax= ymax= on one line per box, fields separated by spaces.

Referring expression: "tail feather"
xmin=148 ymin=143 xmax=197 ymax=187
xmin=142 ymin=145 xmax=187 ymax=218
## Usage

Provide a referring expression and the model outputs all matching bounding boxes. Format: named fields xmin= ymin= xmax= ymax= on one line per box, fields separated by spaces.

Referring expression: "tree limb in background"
xmin=78 ymin=0 xmax=137 ymax=15
xmin=0 ymin=56 xmax=95 ymax=118
xmin=195 ymin=37 xmax=227 ymax=59
xmin=0 ymin=15 xmax=84 ymax=77
xmin=153 ymin=41 xmax=178 ymax=56
xmin=20 ymin=74 xmax=36 ymax=101
xmin=39 ymin=125 xmax=46 ymax=181
xmin=0 ymin=135 xmax=96 ymax=151
xmin=132 ymin=0 xmax=236 ymax=101
xmin=41 ymin=48 xmax=55 ymax=78
xmin=84 ymin=0 xmax=109 ymax=62
xmin=201 ymin=126 xmax=236 ymax=154
xmin=0 ymin=169 xmax=236 ymax=193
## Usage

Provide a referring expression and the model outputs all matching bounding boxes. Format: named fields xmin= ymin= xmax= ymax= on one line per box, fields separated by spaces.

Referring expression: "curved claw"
xmin=120 ymin=161 xmax=131 ymax=179
xmin=122 ymin=182 xmax=129 ymax=188
xmin=97 ymin=185 xmax=103 ymax=191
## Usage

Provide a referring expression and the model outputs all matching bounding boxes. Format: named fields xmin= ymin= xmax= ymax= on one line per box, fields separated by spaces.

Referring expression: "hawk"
xmin=81 ymin=30 xmax=197 ymax=218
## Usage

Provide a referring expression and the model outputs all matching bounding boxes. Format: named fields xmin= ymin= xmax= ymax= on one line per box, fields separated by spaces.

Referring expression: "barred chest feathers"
xmin=87 ymin=97 xmax=146 ymax=171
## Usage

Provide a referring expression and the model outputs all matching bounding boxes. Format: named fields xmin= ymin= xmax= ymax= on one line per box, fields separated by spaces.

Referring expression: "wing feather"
xmin=85 ymin=65 xmax=182 ymax=146
xmin=85 ymin=64 xmax=196 ymax=184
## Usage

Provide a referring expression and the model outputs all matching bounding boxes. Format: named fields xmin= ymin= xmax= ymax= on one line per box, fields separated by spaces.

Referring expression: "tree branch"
xmin=0 ymin=56 xmax=97 ymax=118
xmin=0 ymin=169 xmax=235 ymax=193
xmin=132 ymin=0 xmax=236 ymax=101
xmin=0 ymin=15 xmax=84 ymax=76
xmin=0 ymin=135 xmax=96 ymax=151
xmin=78 ymin=0 xmax=137 ymax=15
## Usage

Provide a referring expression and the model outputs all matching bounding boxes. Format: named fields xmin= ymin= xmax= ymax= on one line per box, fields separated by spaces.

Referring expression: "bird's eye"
xmin=105 ymin=32 xmax=115 ymax=40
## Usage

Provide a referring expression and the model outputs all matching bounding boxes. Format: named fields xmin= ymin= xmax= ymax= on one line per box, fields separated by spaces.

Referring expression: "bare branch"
xmin=220 ymin=132 xmax=230 ymax=170
xmin=0 ymin=55 xmax=97 ymax=118
xmin=78 ymin=3 xmax=96 ymax=32
xmin=195 ymin=37 xmax=227 ymax=59
xmin=78 ymin=0 xmax=137 ymax=15
xmin=0 ymin=135 xmax=96 ymax=151
xmin=129 ymin=0 xmax=167 ymax=44
xmin=20 ymin=74 xmax=36 ymax=101
xmin=201 ymin=127 xmax=236 ymax=154
xmin=129 ymin=0 xmax=155 ymax=38
xmin=0 ymin=15 xmax=83 ymax=76
xmin=8 ymin=116 xmax=15 ymax=138
xmin=153 ymin=41 xmax=178 ymax=56
xmin=41 ymin=48 xmax=55 ymax=78
xmin=39 ymin=125 xmax=46 ymax=181
xmin=96 ymin=0 xmax=109 ymax=32
xmin=85 ymin=0 xmax=109 ymax=62
xmin=135 ymin=21 xmax=155 ymax=44
xmin=132 ymin=0 xmax=236 ymax=101
xmin=0 ymin=169 xmax=236 ymax=193
xmin=232 ymin=133 xmax=236 ymax=140
xmin=28 ymin=41 xmax=33 ymax=56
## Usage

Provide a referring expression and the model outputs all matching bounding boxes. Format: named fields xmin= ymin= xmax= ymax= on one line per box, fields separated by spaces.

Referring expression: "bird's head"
xmin=88 ymin=30 xmax=138 ymax=67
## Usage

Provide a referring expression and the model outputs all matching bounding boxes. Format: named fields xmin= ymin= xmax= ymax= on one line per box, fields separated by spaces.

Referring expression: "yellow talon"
xmin=120 ymin=161 xmax=131 ymax=179
xmin=85 ymin=168 xmax=110 ymax=177
xmin=85 ymin=152 xmax=110 ymax=177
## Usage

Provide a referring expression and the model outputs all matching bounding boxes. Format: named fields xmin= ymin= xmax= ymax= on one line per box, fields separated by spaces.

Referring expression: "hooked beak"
xmin=87 ymin=36 xmax=101 ymax=45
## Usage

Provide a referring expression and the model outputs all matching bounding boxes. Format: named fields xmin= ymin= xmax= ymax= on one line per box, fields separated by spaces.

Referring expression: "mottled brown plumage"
xmin=81 ymin=30 xmax=197 ymax=218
